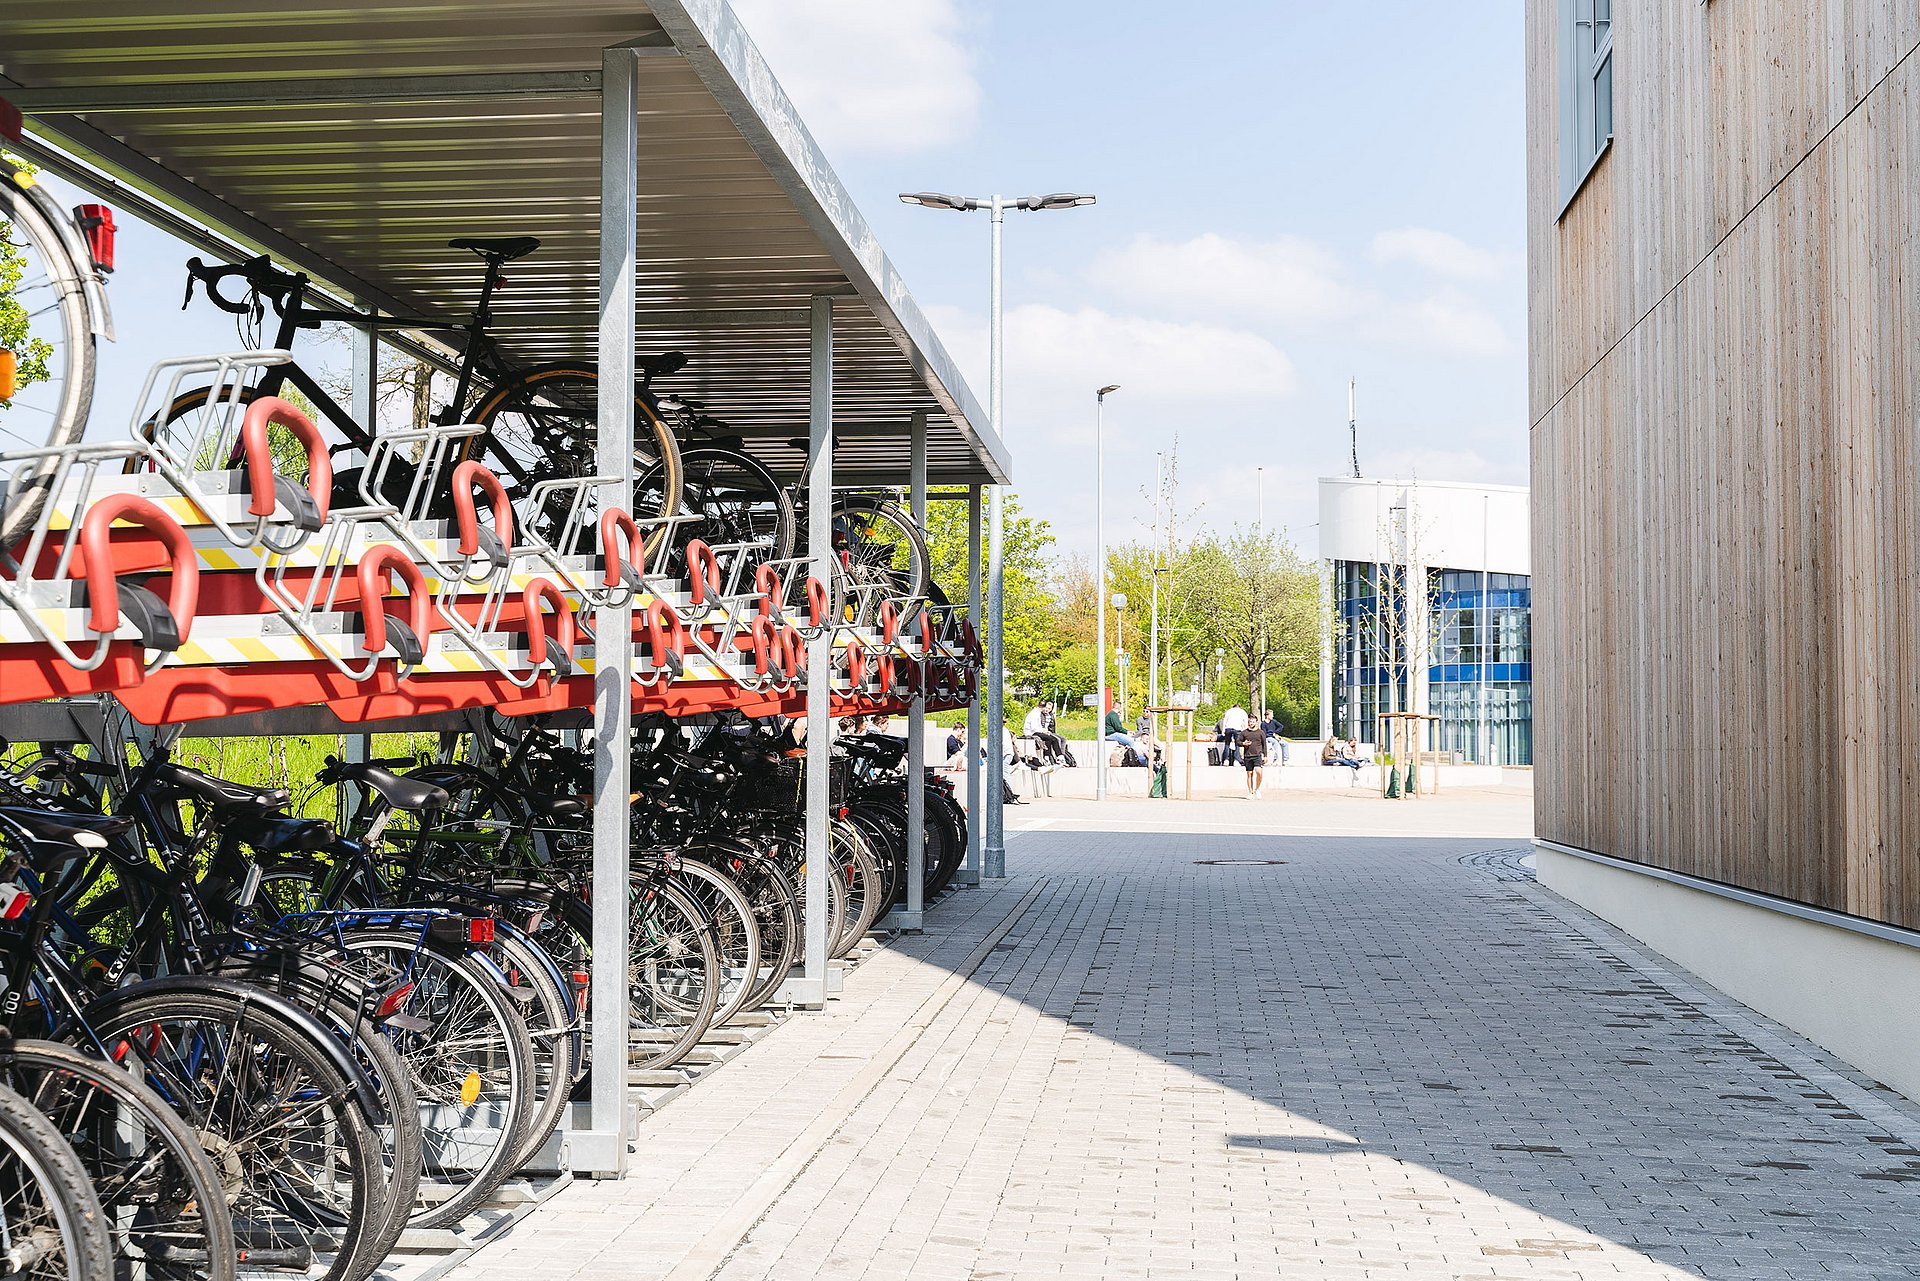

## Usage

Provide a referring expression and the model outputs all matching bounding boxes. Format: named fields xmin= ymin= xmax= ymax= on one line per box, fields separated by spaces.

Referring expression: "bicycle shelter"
xmin=0 ymin=0 xmax=1003 ymax=1179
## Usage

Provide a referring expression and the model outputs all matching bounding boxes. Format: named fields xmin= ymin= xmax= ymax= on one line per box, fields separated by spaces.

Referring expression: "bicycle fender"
xmin=79 ymin=973 xmax=384 ymax=1121
xmin=18 ymin=174 xmax=114 ymax=342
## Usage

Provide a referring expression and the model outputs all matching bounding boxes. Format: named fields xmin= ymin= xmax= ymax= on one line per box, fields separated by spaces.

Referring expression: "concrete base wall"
xmin=1536 ymin=843 xmax=1920 ymax=1105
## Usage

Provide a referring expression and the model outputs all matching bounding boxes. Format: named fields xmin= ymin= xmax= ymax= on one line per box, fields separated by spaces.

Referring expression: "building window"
xmin=1559 ymin=0 xmax=1614 ymax=209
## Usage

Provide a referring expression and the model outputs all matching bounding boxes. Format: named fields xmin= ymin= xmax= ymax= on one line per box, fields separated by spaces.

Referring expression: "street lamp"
xmin=1094 ymin=384 xmax=1120 ymax=800
xmin=903 ymin=188 xmax=1096 ymax=878
xmin=1112 ymin=591 xmax=1129 ymax=721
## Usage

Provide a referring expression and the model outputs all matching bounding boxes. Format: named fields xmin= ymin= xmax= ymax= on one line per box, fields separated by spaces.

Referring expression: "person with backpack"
xmin=1239 ymin=718 xmax=1269 ymax=798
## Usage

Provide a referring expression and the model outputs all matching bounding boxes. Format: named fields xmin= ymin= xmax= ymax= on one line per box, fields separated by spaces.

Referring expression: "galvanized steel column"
xmin=582 ymin=43 xmax=638 ymax=1178
xmin=801 ymin=294 xmax=833 ymax=1007
xmin=982 ymin=200 xmax=1007 ymax=879
xmin=963 ymin=484 xmax=982 ymax=884
xmin=903 ymin=413 xmax=927 ymax=926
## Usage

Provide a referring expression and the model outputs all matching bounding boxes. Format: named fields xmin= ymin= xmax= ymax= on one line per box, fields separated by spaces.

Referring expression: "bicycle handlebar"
xmin=182 ymin=254 xmax=306 ymax=316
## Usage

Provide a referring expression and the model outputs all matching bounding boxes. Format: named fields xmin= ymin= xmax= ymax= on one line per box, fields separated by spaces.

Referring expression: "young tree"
xmin=922 ymin=488 xmax=1067 ymax=692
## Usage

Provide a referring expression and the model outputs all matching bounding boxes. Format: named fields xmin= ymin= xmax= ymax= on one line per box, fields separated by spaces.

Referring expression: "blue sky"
xmin=73 ymin=0 xmax=1527 ymax=566
xmin=733 ymin=0 xmax=1530 ymax=562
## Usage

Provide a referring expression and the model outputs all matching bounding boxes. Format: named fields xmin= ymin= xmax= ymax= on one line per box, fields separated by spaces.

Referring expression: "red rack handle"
xmin=452 ymin=460 xmax=513 ymax=557
xmin=805 ymin=575 xmax=829 ymax=628
xmin=643 ymin=597 xmax=687 ymax=674
xmin=878 ymin=600 xmax=900 ymax=645
xmin=599 ymin=508 xmax=643 ymax=589
xmin=521 ymin=578 xmax=575 ymax=668
xmin=782 ymin=626 xmax=805 ymax=679
xmin=241 ymin=396 xmax=332 ymax=522
xmin=357 ymin=545 xmax=433 ymax=656
xmin=961 ymin=617 xmax=980 ymax=662
xmin=79 ymin=494 xmax=200 ymax=642
xmin=685 ymin=540 xmax=720 ymax=606
xmin=846 ymin=639 xmax=867 ymax=688
xmin=754 ymin=564 xmax=784 ymax=621
xmin=751 ymin=615 xmax=777 ymax=679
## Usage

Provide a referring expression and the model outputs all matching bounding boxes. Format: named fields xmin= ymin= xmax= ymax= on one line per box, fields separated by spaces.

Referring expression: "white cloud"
xmin=925 ymin=302 xmax=1299 ymax=418
xmin=1369 ymin=227 xmax=1514 ymax=281
xmin=728 ymin=0 xmax=980 ymax=156
xmin=1086 ymin=232 xmax=1510 ymax=357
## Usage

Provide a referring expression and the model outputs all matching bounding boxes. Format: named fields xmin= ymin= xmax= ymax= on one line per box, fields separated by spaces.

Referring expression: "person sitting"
xmin=944 ymin=724 xmax=968 ymax=770
xmin=1022 ymin=703 xmax=1074 ymax=767
xmin=1262 ymin=709 xmax=1288 ymax=764
xmin=1321 ymin=735 xmax=1364 ymax=779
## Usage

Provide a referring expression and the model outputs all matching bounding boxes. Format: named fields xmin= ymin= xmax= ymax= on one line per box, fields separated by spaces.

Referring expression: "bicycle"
xmin=152 ymin=243 xmax=681 ymax=533
xmin=0 ymin=107 xmax=116 ymax=541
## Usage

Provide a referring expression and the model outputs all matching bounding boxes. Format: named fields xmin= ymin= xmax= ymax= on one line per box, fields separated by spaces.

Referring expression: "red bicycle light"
xmin=73 ymin=204 xmax=116 ymax=273
xmin=375 ymin=982 xmax=416 ymax=1020
xmin=0 ymin=884 xmax=30 ymax=921
xmin=467 ymin=917 xmax=496 ymax=946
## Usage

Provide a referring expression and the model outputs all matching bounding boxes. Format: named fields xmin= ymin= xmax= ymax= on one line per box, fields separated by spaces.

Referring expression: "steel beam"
xmin=960 ymin=484 xmax=983 ymax=886
xmin=889 ymin=412 xmax=930 ymax=930
xmin=795 ymin=293 xmax=834 ymax=1009
xmin=575 ymin=45 xmax=640 ymax=1180
xmin=1 ymin=70 xmax=636 ymax=114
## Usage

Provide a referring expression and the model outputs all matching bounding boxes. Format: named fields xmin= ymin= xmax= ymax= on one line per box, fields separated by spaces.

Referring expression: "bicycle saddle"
xmin=527 ymin=793 xmax=587 ymax=823
xmin=640 ymin=350 xmax=688 ymax=379
xmin=337 ymin=762 xmax=448 ymax=813
xmin=0 ymin=805 xmax=133 ymax=862
xmin=447 ymin=236 xmax=540 ymax=262
xmin=155 ymin=762 xmax=290 ymax=812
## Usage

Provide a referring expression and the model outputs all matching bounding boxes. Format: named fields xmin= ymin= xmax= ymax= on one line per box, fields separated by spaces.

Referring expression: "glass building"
xmin=1320 ymin=479 xmax=1532 ymax=766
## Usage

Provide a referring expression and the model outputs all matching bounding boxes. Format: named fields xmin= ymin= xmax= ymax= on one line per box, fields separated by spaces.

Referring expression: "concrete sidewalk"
xmin=437 ymin=797 xmax=1920 ymax=1281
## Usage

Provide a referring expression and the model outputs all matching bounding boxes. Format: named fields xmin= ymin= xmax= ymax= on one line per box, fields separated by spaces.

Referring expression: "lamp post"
xmin=1113 ymin=592 xmax=1129 ymax=719
xmin=902 ymin=190 xmax=1096 ymax=879
xmin=1094 ymin=384 xmax=1120 ymax=800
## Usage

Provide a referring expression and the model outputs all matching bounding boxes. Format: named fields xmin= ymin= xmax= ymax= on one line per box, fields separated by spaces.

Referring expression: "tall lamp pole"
xmin=1094 ymin=384 xmax=1120 ymax=801
xmin=901 ymin=190 xmax=1095 ymax=878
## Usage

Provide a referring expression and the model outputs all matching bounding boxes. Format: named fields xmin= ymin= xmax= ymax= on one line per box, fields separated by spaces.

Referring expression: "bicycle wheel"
xmin=671 ymin=859 xmax=761 ymax=1028
xmin=3 ymin=1038 xmax=237 ymax=1281
xmin=81 ymin=986 xmax=384 ymax=1281
xmin=330 ymin=930 xmax=535 ymax=1231
xmin=0 ymin=1080 xmax=113 ymax=1281
xmin=639 ymin=446 xmax=793 ymax=583
xmin=1 ymin=160 xmax=100 ymax=543
xmin=467 ymin=366 xmax=681 ymax=546
xmin=829 ymin=820 xmax=881 ymax=958
xmin=731 ymin=855 xmax=799 ymax=1011
xmin=626 ymin=875 xmax=720 ymax=1070
xmin=490 ymin=929 xmax=575 ymax=1174
xmin=831 ymin=496 xmax=929 ymax=628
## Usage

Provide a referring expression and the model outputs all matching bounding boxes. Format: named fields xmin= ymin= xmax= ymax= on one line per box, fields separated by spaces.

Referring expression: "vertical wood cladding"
xmin=1528 ymin=1 xmax=1920 ymax=926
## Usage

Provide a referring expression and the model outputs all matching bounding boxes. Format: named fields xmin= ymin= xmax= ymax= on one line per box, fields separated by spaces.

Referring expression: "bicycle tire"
xmin=0 ymin=162 xmax=99 ymax=544
xmin=80 ymin=985 xmax=384 ymax=1281
xmin=467 ymin=365 xmax=681 ymax=548
xmin=2 ymin=1038 xmax=238 ymax=1281
xmin=624 ymin=874 xmax=721 ymax=1070
xmin=729 ymin=855 xmax=799 ymax=1011
xmin=329 ymin=929 xmax=535 ymax=1231
xmin=490 ymin=929 xmax=575 ymax=1175
xmin=640 ymin=445 xmax=795 ymax=581
xmin=829 ymin=820 xmax=881 ymax=958
xmin=830 ymin=495 xmax=930 ymax=630
xmin=671 ymin=858 xmax=761 ymax=1027
xmin=0 ymin=1079 xmax=113 ymax=1281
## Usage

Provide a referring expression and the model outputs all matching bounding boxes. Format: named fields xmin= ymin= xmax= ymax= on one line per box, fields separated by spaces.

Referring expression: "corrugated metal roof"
xmin=0 ymin=0 xmax=1003 ymax=483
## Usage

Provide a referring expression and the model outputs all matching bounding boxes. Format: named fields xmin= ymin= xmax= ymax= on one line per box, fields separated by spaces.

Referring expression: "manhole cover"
xmin=1193 ymin=859 xmax=1287 ymax=866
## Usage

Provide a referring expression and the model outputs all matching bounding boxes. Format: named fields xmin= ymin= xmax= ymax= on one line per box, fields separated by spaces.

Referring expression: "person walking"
xmin=1238 ymin=718 xmax=1268 ymax=797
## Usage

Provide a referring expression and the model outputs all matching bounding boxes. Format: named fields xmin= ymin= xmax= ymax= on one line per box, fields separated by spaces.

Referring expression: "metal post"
xmin=962 ymin=485 xmax=982 ymax=884
xmin=895 ymin=414 xmax=928 ymax=928
xmin=578 ymin=44 xmax=639 ymax=1179
xmin=1095 ymin=390 xmax=1108 ymax=801
xmin=1150 ymin=452 xmax=1161 ymax=737
xmin=800 ymin=294 xmax=833 ymax=1006
xmin=1480 ymin=493 xmax=1491 ymax=764
xmin=341 ymin=307 xmax=378 ymax=820
xmin=983 ymin=197 xmax=1008 ymax=879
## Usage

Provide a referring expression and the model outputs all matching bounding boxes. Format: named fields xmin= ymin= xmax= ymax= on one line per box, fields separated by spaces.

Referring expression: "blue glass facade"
xmin=1333 ymin=563 xmax=1533 ymax=765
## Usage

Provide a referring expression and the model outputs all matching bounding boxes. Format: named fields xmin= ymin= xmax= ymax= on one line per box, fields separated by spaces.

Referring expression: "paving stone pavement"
xmin=441 ymin=812 xmax=1920 ymax=1281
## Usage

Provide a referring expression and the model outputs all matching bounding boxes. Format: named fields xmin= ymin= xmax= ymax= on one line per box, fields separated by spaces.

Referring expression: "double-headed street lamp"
xmin=901 ymin=189 xmax=1096 ymax=877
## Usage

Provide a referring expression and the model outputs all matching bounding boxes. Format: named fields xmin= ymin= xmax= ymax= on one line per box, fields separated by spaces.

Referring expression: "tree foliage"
xmin=0 ymin=161 xmax=56 ymax=408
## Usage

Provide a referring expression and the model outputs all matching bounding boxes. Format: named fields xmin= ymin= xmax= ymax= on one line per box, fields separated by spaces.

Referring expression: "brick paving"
xmin=443 ymin=799 xmax=1920 ymax=1280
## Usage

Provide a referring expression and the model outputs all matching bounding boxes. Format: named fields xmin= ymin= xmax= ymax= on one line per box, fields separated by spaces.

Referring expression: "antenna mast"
xmin=1348 ymin=377 xmax=1361 ymax=478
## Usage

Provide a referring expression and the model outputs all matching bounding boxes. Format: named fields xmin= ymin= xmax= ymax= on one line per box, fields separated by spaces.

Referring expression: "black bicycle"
xmin=149 ymin=240 xmax=682 ymax=526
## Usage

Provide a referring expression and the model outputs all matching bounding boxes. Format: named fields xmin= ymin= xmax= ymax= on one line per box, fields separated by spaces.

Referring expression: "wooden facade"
xmin=1527 ymin=2 xmax=1920 ymax=927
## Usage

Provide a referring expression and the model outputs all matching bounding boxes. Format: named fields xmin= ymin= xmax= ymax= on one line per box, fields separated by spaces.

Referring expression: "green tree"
xmin=923 ymin=488 xmax=1067 ymax=691
xmin=0 ymin=159 xmax=55 ymax=408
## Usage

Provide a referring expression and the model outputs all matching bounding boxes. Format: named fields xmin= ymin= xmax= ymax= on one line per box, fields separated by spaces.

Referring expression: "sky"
xmin=69 ymin=0 xmax=1528 ymax=566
